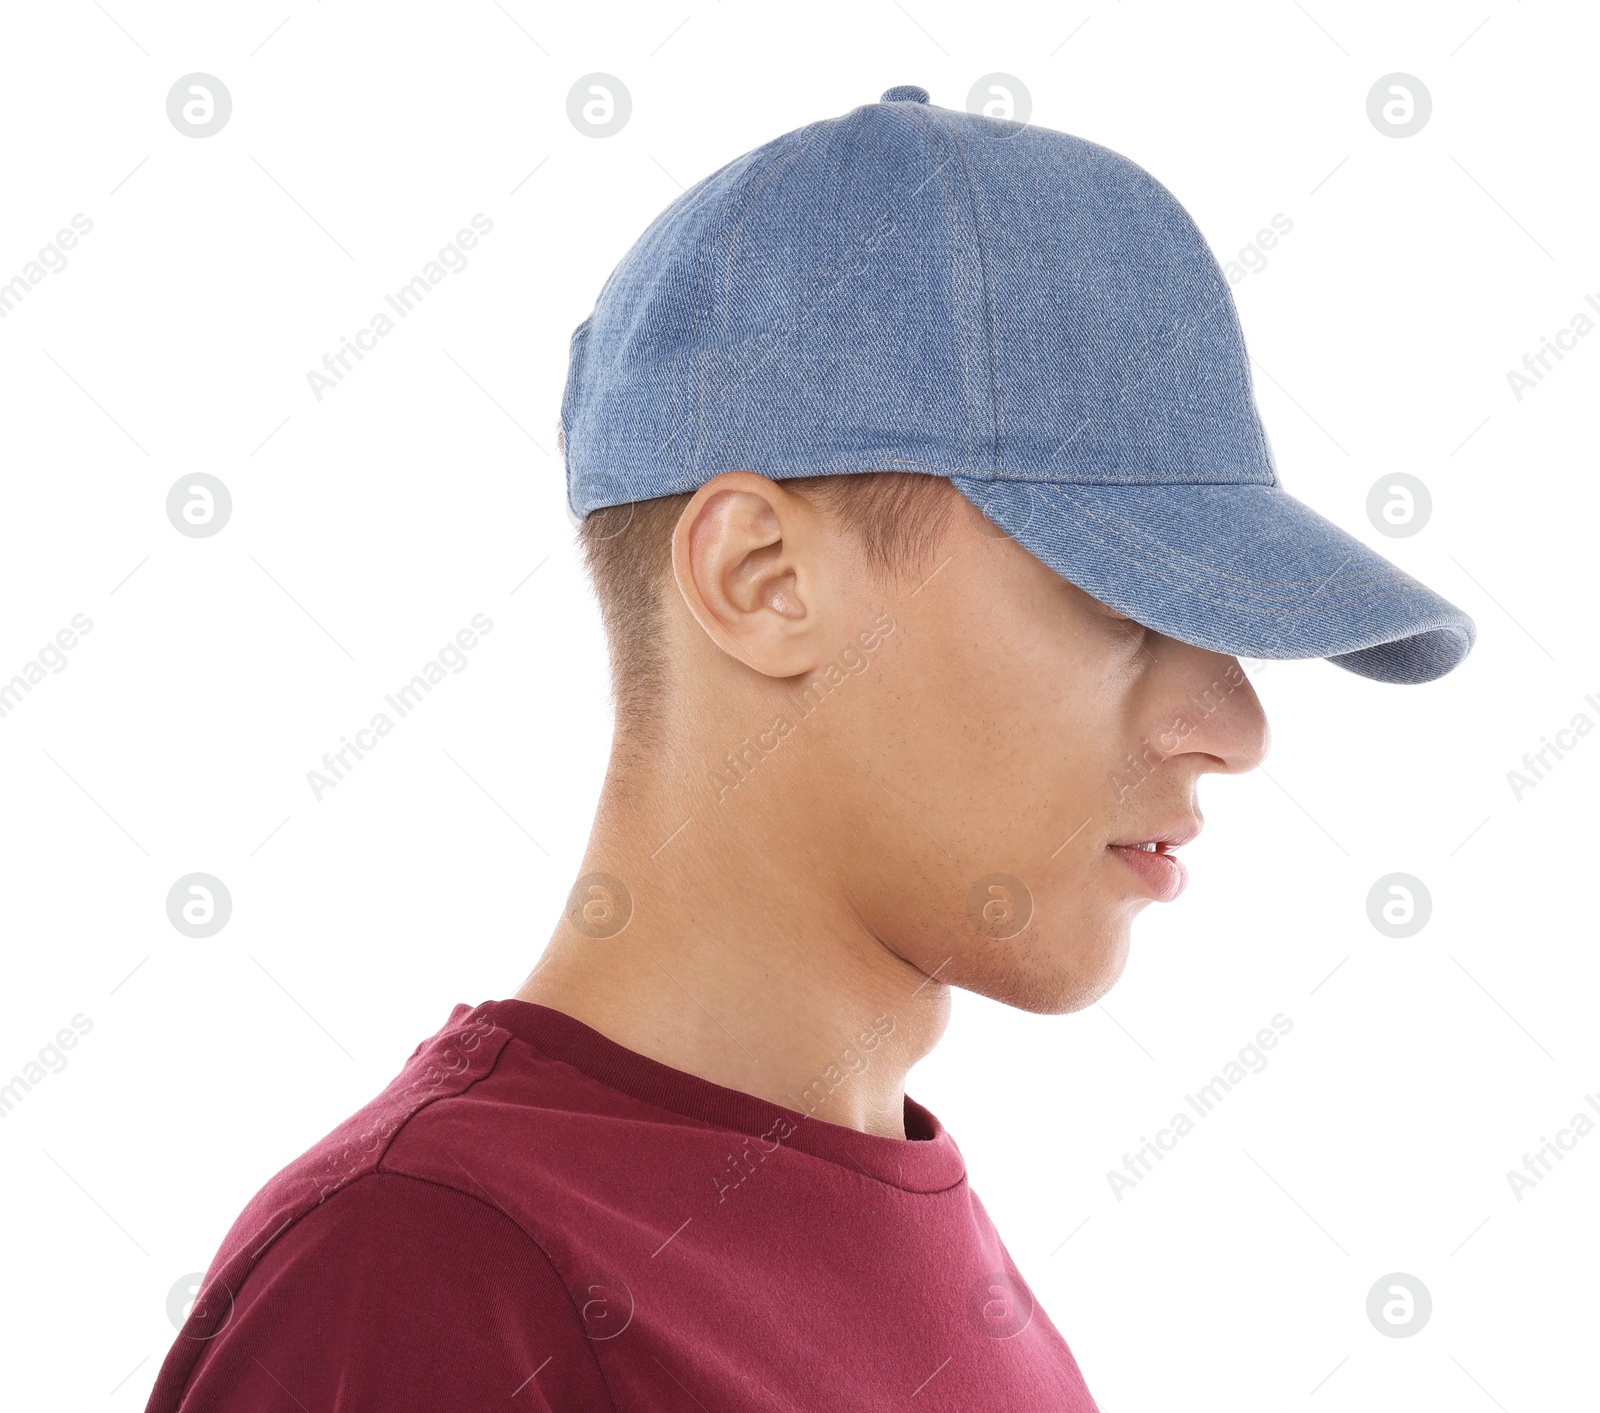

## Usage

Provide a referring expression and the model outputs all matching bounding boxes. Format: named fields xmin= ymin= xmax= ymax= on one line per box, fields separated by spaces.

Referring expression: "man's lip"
xmin=1106 ymin=818 xmax=1203 ymax=849
xmin=1108 ymin=842 xmax=1188 ymax=901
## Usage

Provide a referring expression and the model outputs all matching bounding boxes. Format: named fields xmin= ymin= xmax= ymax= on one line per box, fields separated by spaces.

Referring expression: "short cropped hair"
xmin=579 ymin=472 xmax=957 ymax=746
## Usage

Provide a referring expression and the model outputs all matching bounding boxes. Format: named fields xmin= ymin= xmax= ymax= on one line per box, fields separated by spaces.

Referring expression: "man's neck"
xmin=513 ymin=752 xmax=951 ymax=1140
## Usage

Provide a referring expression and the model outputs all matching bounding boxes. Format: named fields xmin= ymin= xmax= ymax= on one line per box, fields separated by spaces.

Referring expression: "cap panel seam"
xmin=909 ymin=105 xmax=997 ymax=474
xmin=695 ymin=125 xmax=827 ymax=475
xmin=1113 ymin=164 xmax=1279 ymax=487
xmin=588 ymin=157 xmax=757 ymax=497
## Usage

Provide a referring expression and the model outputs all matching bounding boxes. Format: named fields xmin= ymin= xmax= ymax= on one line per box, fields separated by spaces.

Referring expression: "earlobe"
xmin=671 ymin=472 xmax=825 ymax=679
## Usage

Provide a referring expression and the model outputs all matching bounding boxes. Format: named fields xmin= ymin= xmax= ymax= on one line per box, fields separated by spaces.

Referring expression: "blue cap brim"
xmin=950 ymin=478 xmax=1476 ymax=685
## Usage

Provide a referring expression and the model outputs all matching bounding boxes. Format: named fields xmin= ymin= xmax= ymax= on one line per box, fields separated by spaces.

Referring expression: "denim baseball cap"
xmin=561 ymin=85 xmax=1475 ymax=685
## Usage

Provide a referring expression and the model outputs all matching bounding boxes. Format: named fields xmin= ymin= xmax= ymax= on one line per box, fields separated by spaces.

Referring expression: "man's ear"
xmin=671 ymin=472 xmax=831 ymax=678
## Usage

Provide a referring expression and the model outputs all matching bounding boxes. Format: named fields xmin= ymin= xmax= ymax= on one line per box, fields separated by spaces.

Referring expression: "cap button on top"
xmin=880 ymin=85 xmax=930 ymax=104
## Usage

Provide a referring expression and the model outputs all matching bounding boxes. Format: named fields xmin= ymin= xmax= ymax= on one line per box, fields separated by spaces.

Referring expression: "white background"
xmin=2 ymin=1 xmax=1595 ymax=1408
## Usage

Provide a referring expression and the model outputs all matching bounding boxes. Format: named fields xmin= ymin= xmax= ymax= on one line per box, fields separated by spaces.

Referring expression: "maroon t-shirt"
xmin=146 ymin=1000 xmax=1100 ymax=1411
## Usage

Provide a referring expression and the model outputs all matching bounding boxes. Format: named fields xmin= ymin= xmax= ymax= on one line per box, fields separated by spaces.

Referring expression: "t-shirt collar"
xmin=471 ymin=998 xmax=967 ymax=1194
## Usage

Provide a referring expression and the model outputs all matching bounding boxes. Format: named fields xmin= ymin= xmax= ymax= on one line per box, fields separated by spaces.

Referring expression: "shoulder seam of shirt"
xmin=290 ymin=1008 xmax=513 ymax=1213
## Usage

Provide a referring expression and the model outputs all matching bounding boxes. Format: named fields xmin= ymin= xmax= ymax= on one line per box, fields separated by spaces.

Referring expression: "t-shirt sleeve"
xmin=158 ymin=1170 xmax=615 ymax=1412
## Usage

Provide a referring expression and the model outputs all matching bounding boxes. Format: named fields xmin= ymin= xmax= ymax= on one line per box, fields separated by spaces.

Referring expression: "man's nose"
xmin=1145 ymin=638 xmax=1271 ymax=775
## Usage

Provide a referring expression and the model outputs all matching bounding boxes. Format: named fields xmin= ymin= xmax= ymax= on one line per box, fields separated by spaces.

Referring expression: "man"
xmin=146 ymin=86 xmax=1474 ymax=1411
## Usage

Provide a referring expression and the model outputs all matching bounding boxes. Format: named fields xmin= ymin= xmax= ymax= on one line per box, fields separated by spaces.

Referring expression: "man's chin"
xmin=970 ymin=927 xmax=1133 ymax=1015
